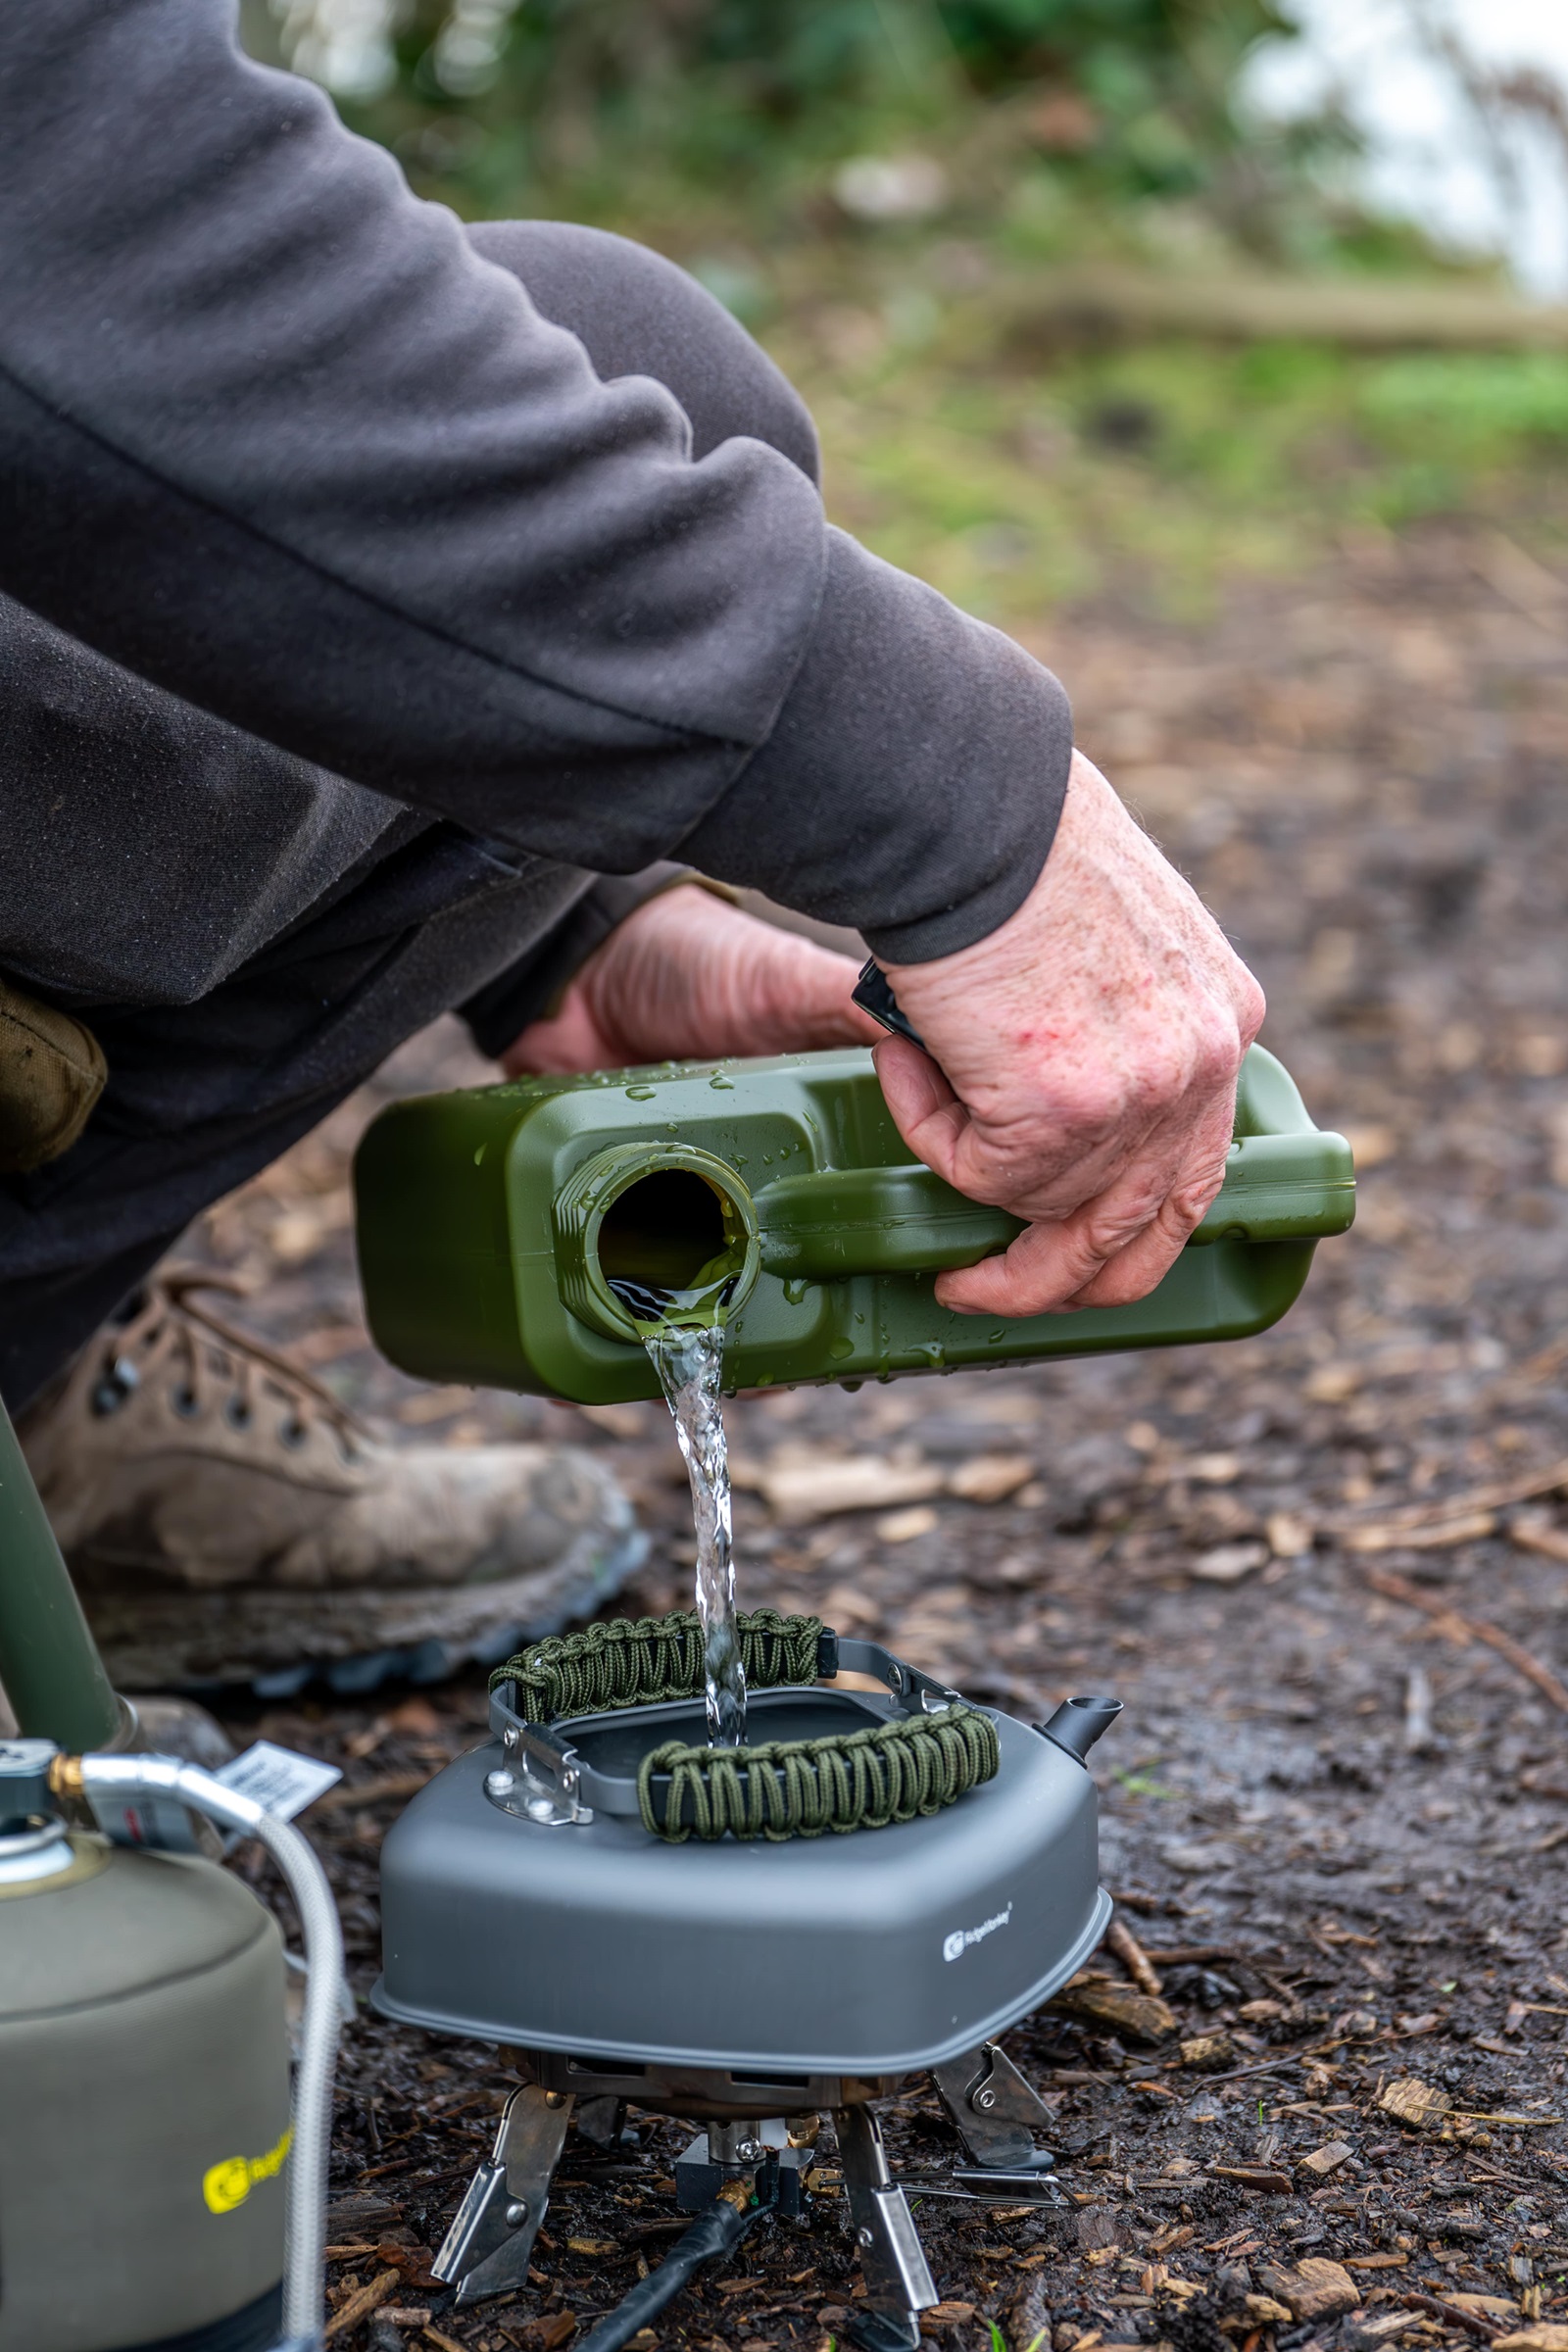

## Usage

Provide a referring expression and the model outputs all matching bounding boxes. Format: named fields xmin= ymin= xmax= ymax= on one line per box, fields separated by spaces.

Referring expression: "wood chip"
xmin=947 ymin=1452 xmax=1036 ymax=1503
xmin=1258 ymin=2259 xmax=1360 ymax=2319
xmin=1493 ymin=2331 xmax=1568 ymax=2352
xmin=923 ymin=2301 xmax=979 ymax=2326
xmin=1378 ymin=2076 xmax=1453 ymax=2131
xmin=1178 ymin=2033 xmax=1237 ymax=2071
xmin=1347 ymin=2254 xmax=1410 ymax=2270
xmin=1365 ymin=1569 xmax=1568 ymax=1715
xmin=507 ymin=2316 xmax=578 ymax=2351
xmin=1046 ymin=1973 xmax=1178 ymax=2044
xmin=732 ymin=1451 xmax=945 ymax=1524
xmin=1298 ymin=2139 xmax=1354 ymax=2176
xmin=876 ymin=1504 xmax=940 ymax=1544
xmin=1208 ymin=2164 xmax=1294 ymax=2192
xmin=1246 ymin=2296 xmax=1296 ymax=2326
xmin=323 ymin=2269 xmax=399 ymax=2340
xmin=1192 ymin=1541 xmax=1268 ymax=1583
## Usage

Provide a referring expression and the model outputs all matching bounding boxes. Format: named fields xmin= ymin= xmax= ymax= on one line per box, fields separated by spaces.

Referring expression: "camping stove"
xmin=373 ymin=1643 xmax=1119 ymax=2348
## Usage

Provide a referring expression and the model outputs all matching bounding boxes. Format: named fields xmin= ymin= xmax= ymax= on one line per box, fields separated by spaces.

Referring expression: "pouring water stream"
xmin=608 ymin=1277 xmax=746 ymax=1746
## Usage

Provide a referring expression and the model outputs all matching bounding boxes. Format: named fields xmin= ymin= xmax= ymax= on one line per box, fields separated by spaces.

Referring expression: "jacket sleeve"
xmin=0 ymin=0 xmax=1073 ymax=962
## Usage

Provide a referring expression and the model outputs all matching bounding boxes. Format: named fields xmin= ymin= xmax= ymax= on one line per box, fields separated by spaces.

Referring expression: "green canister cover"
xmin=0 ymin=1843 xmax=288 ymax=2352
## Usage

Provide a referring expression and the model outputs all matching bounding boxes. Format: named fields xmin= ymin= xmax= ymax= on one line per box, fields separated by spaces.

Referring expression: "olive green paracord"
xmin=489 ymin=1606 xmax=1000 ymax=1841
xmin=490 ymin=1607 xmax=825 ymax=1724
xmin=640 ymin=1705 xmax=1001 ymax=1842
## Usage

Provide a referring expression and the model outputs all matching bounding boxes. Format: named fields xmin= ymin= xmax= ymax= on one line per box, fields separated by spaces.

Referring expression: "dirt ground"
xmin=194 ymin=518 xmax=1568 ymax=2352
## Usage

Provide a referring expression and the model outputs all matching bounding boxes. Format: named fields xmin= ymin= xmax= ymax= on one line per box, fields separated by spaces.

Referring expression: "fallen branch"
xmin=1365 ymin=1568 xmax=1568 ymax=1716
xmin=1003 ymin=267 xmax=1568 ymax=352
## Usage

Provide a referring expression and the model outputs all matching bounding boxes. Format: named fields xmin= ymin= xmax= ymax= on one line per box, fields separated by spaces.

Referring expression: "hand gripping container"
xmin=354 ymin=1043 xmax=1353 ymax=1404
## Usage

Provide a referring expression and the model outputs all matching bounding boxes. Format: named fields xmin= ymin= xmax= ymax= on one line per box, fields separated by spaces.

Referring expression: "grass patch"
xmin=757 ymin=282 xmax=1568 ymax=620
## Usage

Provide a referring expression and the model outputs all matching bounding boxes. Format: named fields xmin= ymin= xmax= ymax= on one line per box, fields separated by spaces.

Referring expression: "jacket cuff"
xmin=460 ymin=862 xmax=695 ymax=1058
xmin=677 ymin=528 xmax=1074 ymax=963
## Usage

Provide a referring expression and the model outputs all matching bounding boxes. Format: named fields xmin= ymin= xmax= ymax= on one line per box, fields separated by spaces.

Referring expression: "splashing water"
xmin=642 ymin=1319 xmax=746 ymax=1746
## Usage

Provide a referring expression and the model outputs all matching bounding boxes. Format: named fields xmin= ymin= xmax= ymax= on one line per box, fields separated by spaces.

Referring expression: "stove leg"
xmin=432 ymin=2083 xmax=574 ymax=2308
xmin=834 ymin=2104 xmax=938 ymax=2352
xmin=931 ymin=2040 xmax=1056 ymax=2174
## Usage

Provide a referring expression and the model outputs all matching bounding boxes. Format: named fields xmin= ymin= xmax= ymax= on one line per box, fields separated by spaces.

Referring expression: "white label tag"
xmin=217 ymin=1740 xmax=342 ymax=1822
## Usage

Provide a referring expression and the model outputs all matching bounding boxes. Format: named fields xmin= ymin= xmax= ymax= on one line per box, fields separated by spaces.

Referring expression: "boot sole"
xmin=82 ymin=1525 xmax=649 ymax=1698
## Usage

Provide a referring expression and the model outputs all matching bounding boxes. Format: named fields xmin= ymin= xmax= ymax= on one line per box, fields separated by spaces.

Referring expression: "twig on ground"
xmin=311 ymin=1770 xmax=437 ymax=1814
xmin=1193 ymin=2039 xmax=1346 ymax=2086
xmin=1106 ymin=1917 xmax=1165 ymax=1995
xmin=1335 ymin=1456 xmax=1568 ymax=1551
xmin=1402 ymin=2293 xmax=1504 ymax=2341
xmin=1365 ymin=1568 xmax=1568 ymax=1716
xmin=1140 ymin=1944 xmax=1248 ymax=1967
xmin=322 ymin=2269 xmax=399 ymax=2341
xmin=1509 ymin=1511 xmax=1568 ymax=1566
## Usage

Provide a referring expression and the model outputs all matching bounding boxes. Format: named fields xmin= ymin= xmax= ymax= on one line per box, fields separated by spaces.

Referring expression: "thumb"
xmin=872 ymin=1034 xmax=971 ymax=1180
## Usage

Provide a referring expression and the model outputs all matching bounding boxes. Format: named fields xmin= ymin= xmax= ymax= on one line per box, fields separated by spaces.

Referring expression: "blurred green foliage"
xmin=256 ymin=0 xmax=1567 ymax=620
xmin=346 ymin=0 xmax=1301 ymax=227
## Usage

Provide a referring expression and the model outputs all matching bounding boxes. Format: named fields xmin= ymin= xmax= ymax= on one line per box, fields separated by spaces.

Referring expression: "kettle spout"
xmin=1038 ymin=1694 xmax=1123 ymax=1763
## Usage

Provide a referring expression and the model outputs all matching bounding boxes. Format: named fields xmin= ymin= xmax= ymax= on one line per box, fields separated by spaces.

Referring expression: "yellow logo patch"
xmin=203 ymin=2123 xmax=292 ymax=2215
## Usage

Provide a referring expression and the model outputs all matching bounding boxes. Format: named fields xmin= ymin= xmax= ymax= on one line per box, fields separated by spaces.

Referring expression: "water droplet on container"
xmin=710 ymin=1075 xmax=734 ymax=1091
xmin=988 ymin=1328 xmax=1006 ymax=1344
xmin=625 ymin=1084 xmax=656 ymax=1101
xmin=781 ymin=1278 xmax=809 ymax=1305
xmin=473 ymin=1144 xmax=487 ymax=1166
xmin=828 ymin=1336 xmax=855 ymax=1360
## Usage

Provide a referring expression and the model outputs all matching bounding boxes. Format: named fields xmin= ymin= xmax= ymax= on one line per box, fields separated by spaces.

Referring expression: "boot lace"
xmin=91 ymin=1266 xmax=369 ymax=1461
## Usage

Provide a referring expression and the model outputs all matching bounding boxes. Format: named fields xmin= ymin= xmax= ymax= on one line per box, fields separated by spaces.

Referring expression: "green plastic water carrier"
xmin=354 ymin=1043 xmax=1353 ymax=1404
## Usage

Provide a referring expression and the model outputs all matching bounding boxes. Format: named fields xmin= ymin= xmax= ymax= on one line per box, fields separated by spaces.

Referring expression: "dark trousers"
xmin=0 ymin=223 xmax=817 ymax=1413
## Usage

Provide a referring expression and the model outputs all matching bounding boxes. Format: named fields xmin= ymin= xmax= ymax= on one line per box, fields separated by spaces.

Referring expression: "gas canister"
xmin=0 ymin=1748 xmax=289 ymax=2352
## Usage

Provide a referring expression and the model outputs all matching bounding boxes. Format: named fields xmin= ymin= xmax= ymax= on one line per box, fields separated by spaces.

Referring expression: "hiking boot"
xmin=19 ymin=1269 xmax=645 ymax=1695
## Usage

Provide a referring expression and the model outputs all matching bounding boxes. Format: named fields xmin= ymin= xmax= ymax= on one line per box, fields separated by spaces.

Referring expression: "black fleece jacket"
xmin=0 ymin=0 xmax=1073 ymax=975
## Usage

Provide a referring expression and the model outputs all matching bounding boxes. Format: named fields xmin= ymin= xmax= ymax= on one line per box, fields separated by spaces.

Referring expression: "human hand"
xmin=873 ymin=750 xmax=1265 ymax=1317
xmin=502 ymin=883 xmax=880 ymax=1074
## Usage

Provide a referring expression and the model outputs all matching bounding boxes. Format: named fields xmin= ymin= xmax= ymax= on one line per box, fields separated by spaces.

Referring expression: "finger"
xmin=1054 ymin=1111 xmax=1235 ymax=1312
xmin=501 ymin=987 xmax=618 ymax=1076
xmin=938 ymin=1092 xmax=1236 ymax=1317
xmin=871 ymin=1032 xmax=972 ymax=1171
xmin=936 ymin=1153 xmax=1177 ymax=1317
